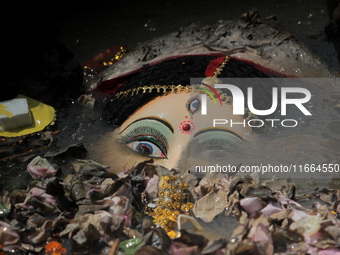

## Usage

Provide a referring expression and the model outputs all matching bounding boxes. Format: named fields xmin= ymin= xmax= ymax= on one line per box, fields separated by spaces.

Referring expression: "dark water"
xmin=54 ymin=0 xmax=339 ymax=71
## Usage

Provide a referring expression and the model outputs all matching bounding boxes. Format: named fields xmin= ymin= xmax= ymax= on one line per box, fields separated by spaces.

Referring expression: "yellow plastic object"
xmin=0 ymin=104 xmax=13 ymax=118
xmin=0 ymin=95 xmax=55 ymax=137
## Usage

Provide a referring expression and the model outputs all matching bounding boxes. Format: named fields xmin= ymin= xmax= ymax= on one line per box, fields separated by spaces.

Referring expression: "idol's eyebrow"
xmin=193 ymin=127 xmax=245 ymax=141
xmin=119 ymin=116 xmax=174 ymax=134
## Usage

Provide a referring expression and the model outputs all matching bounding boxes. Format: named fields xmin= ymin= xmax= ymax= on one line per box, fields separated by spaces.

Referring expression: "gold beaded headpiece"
xmin=113 ymin=56 xmax=230 ymax=99
xmin=111 ymin=56 xmax=260 ymax=123
xmin=114 ymin=84 xmax=192 ymax=99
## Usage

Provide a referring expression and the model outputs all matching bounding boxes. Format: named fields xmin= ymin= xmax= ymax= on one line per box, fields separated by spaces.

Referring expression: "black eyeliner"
xmin=120 ymin=125 xmax=169 ymax=153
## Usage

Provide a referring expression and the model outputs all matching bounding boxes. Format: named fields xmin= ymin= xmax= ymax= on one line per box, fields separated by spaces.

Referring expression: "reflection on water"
xmin=189 ymin=79 xmax=340 ymax=188
xmin=257 ymin=79 xmax=340 ymax=181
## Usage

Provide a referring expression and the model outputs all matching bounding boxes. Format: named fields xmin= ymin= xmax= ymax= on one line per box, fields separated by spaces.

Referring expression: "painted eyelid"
xmin=120 ymin=126 xmax=169 ymax=149
xmin=193 ymin=138 xmax=237 ymax=148
xmin=193 ymin=128 xmax=246 ymax=142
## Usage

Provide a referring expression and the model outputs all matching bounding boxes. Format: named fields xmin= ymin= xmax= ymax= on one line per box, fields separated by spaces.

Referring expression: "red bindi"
xmin=182 ymin=123 xmax=191 ymax=131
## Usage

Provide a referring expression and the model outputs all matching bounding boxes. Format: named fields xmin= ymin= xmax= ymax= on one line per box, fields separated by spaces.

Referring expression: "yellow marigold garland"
xmin=145 ymin=175 xmax=193 ymax=239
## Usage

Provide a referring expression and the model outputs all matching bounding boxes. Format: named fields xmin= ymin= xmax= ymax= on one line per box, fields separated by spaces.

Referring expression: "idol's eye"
xmin=120 ymin=126 xmax=169 ymax=159
xmin=187 ymin=98 xmax=200 ymax=114
xmin=190 ymin=137 xmax=242 ymax=162
xmin=125 ymin=140 xmax=167 ymax=159
xmin=207 ymin=149 xmax=226 ymax=159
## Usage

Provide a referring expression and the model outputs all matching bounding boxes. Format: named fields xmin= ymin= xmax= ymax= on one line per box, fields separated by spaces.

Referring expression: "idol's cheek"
xmin=159 ymin=136 xmax=191 ymax=170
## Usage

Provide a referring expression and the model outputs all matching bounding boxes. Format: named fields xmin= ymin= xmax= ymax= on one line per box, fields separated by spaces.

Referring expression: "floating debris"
xmin=27 ymin=156 xmax=58 ymax=179
xmin=0 ymin=95 xmax=55 ymax=138
xmin=0 ymin=203 xmax=9 ymax=218
xmin=44 ymin=241 xmax=66 ymax=255
xmin=0 ymin=245 xmax=5 ymax=255
xmin=1 ymin=152 xmax=340 ymax=254
xmin=118 ymin=238 xmax=142 ymax=255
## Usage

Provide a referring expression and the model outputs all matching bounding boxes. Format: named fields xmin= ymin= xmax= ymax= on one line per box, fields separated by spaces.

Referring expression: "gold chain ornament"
xmin=111 ymin=55 xmax=260 ymax=123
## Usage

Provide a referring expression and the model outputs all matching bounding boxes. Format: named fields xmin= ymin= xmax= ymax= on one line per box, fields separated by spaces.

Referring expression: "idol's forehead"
xmin=118 ymin=93 xmax=191 ymax=132
xmin=117 ymin=92 xmax=253 ymax=138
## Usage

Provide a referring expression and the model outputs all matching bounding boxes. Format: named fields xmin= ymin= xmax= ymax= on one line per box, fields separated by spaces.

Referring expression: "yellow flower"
xmin=156 ymin=198 xmax=164 ymax=207
xmin=169 ymin=214 xmax=178 ymax=221
xmin=172 ymin=201 xmax=181 ymax=210
xmin=154 ymin=215 xmax=165 ymax=225
xmin=158 ymin=190 xmax=165 ymax=198
xmin=162 ymin=218 xmax=169 ymax=226
xmin=165 ymin=191 xmax=174 ymax=198
xmin=170 ymin=211 xmax=179 ymax=221
xmin=174 ymin=192 xmax=183 ymax=201
xmin=154 ymin=207 xmax=163 ymax=215
xmin=159 ymin=181 xmax=168 ymax=189
xmin=181 ymin=204 xmax=189 ymax=212
xmin=179 ymin=182 xmax=187 ymax=190
xmin=164 ymin=200 xmax=172 ymax=208
xmin=145 ymin=174 xmax=194 ymax=239
xmin=169 ymin=176 xmax=177 ymax=182
xmin=163 ymin=209 xmax=171 ymax=216
xmin=167 ymin=230 xmax=178 ymax=239
xmin=186 ymin=202 xmax=193 ymax=209
xmin=170 ymin=184 xmax=177 ymax=191
xmin=144 ymin=207 xmax=153 ymax=215
xmin=161 ymin=176 xmax=170 ymax=182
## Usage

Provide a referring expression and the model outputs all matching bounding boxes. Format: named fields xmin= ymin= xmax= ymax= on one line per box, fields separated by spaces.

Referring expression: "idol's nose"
xmin=162 ymin=143 xmax=191 ymax=172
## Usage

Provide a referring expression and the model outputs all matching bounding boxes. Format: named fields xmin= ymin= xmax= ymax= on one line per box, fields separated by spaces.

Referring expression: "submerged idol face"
xmin=94 ymin=92 xmax=256 ymax=173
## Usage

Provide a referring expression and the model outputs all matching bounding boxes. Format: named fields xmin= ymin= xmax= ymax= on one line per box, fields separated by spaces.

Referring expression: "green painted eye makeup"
xmin=120 ymin=125 xmax=168 ymax=159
